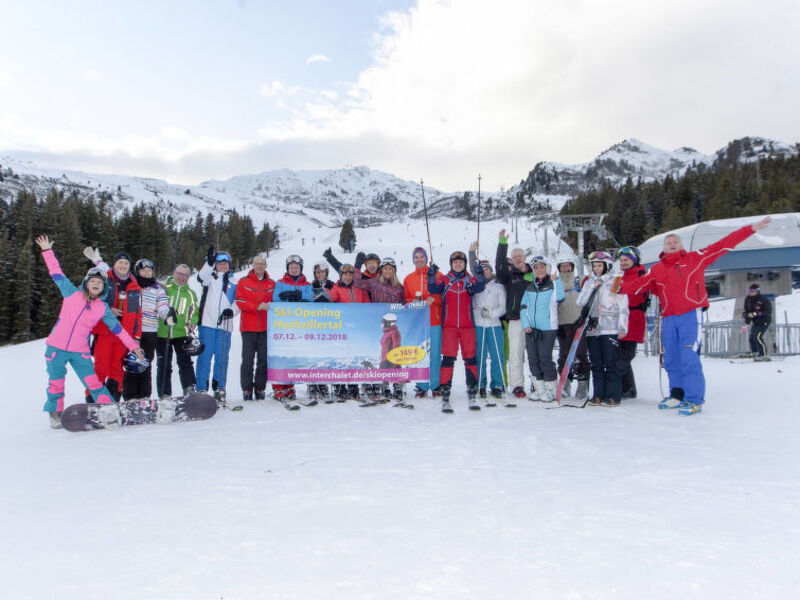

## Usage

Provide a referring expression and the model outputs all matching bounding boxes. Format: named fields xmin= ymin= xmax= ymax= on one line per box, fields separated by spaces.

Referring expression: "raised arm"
xmin=37 ymin=236 xmax=78 ymax=298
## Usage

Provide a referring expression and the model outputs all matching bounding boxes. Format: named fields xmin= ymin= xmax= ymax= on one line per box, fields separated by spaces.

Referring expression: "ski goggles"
xmin=449 ymin=252 xmax=467 ymax=262
xmin=380 ymin=257 xmax=396 ymax=269
xmin=85 ymin=267 xmax=107 ymax=281
xmin=588 ymin=251 xmax=613 ymax=262
xmin=529 ymin=255 xmax=547 ymax=266
xmin=136 ymin=259 xmax=155 ymax=270
xmin=340 ymin=264 xmax=355 ymax=274
xmin=286 ymin=254 xmax=303 ymax=266
xmin=215 ymin=252 xmax=232 ymax=263
xmin=617 ymin=246 xmax=640 ymax=263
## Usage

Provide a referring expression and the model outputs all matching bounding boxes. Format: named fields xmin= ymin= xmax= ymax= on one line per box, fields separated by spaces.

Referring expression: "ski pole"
xmin=489 ymin=324 xmax=509 ymax=397
xmin=160 ymin=322 xmax=173 ymax=398
xmin=477 ymin=322 xmax=487 ymax=395
xmin=420 ymin=179 xmax=434 ymax=264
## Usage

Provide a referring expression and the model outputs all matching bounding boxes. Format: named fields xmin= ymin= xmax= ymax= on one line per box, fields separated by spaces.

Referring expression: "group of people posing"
xmin=36 ymin=214 xmax=770 ymax=425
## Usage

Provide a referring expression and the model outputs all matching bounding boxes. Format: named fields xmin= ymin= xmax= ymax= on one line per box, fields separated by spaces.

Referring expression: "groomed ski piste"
xmin=3 ymin=218 xmax=800 ymax=599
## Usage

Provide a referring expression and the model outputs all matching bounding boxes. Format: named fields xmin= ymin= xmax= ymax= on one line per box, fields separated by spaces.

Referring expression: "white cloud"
xmin=2 ymin=0 xmax=798 ymax=190
xmin=306 ymin=54 xmax=331 ymax=65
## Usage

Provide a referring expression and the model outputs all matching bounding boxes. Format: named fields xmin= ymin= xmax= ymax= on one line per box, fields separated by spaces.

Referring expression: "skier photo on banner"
xmin=35 ymin=235 xmax=144 ymax=429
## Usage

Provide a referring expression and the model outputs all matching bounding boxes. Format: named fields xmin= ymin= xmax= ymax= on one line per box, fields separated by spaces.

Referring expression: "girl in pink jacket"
xmin=36 ymin=236 xmax=143 ymax=428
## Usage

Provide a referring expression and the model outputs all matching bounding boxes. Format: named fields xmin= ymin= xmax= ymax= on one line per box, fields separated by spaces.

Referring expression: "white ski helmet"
xmin=313 ymin=260 xmax=329 ymax=273
xmin=381 ymin=313 xmax=398 ymax=325
xmin=527 ymin=255 xmax=549 ymax=270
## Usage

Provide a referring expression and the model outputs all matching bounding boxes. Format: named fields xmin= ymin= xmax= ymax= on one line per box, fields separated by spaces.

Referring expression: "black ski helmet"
xmin=123 ymin=352 xmax=150 ymax=374
xmin=182 ymin=335 xmax=205 ymax=357
xmin=364 ymin=253 xmax=380 ymax=265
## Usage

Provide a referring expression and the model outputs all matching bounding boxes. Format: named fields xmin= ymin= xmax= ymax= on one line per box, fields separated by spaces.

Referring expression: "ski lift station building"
xmin=638 ymin=213 xmax=800 ymax=303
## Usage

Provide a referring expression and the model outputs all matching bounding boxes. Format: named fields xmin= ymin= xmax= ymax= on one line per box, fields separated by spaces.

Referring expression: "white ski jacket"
xmin=473 ymin=278 xmax=507 ymax=328
xmin=576 ymin=273 xmax=629 ymax=337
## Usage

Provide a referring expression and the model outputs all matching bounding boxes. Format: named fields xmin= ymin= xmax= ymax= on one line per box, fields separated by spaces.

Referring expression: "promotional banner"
xmin=267 ymin=302 xmax=431 ymax=383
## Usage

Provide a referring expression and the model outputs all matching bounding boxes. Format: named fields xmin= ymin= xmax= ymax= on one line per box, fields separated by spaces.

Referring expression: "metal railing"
xmin=703 ymin=321 xmax=800 ymax=357
xmin=644 ymin=318 xmax=800 ymax=357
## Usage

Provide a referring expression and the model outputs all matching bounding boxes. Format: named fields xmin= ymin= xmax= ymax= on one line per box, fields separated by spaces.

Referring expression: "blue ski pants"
xmin=476 ymin=325 xmax=505 ymax=390
xmin=416 ymin=324 xmax=441 ymax=392
xmin=44 ymin=346 xmax=114 ymax=412
xmin=196 ymin=326 xmax=233 ymax=391
xmin=662 ymin=309 xmax=705 ymax=405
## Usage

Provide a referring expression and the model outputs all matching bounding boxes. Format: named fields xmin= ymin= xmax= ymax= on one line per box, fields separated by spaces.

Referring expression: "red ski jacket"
xmin=620 ymin=266 xmax=648 ymax=343
xmin=380 ymin=325 xmax=402 ymax=362
xmin=621 ymin=225 xmax=756 ymax=317
xmin=93 ymin=270 xmax=142 ymax=339
xmin=329 ymin=280 xmax=370 ymax=303
xmin=427 ymin=270 xmax=485 ymax=329
xmin=235 ymin=270 xmax=275 ymax=332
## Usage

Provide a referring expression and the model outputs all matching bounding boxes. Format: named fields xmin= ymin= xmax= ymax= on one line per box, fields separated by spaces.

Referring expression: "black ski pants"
xmin=557 ymin=322 xmax=590 ymax=381
xmin=617 ymin=340 xmax=638 ymax=396
xmin=587 ymin=334 xmax=621 ymax=401
xmin=525 ymin=329 xmax=558 ymax=381
xmin=749 ymin=323 xmax=769 ymax=356
xmin=123 ymin=331 xmax=158 ymax=400
xmin=156 ymin=336 xmax=197 ymax=397
xmin=240 ymin=330 xmax=268 ymax=393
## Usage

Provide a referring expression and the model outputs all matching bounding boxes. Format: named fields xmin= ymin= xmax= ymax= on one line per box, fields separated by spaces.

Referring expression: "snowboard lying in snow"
xmin=61 ymin=392 xmax=218 ymax=432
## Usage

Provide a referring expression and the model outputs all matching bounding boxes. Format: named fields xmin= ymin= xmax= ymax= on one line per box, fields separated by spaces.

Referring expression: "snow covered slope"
xmin=2 ymin=329 xmax=799 ymax=599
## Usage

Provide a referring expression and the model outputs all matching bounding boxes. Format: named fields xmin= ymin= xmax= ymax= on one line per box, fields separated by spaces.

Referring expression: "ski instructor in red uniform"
xmin=620 ymin=216 xmax=771 ymax=415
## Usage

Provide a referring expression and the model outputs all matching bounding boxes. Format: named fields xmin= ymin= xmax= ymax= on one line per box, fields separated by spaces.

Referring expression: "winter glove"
xmin=278 ymin=290 xmax=302 ymax=302
xmin=83 ymin=246 xmax=102 ymax=264
xmin=427 ymin=263 xmax=439 ymax=277
xmin=323 ymin=247 xmax=333 ymax=260
xmin=206 ymin=245 xmax=216 ymax=267
xmin=165 ymin=307 xmax=177 ymax=326
xmin=480 ymin=307 xmax=491 ymax=319
xmin=354 ymin=252 xmax=366 ymax=270
xmin=473 ymin=262 xmax=482 ymax=275
xmin=587 ymin=316 xmax=599 ymax=330
xmin=219 ymin=308 xmax=234 ymax=320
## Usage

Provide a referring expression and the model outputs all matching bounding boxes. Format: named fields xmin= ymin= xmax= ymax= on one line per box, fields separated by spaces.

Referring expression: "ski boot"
xmin=467 ymin=387 xmax=481 ymax=411
xmin=182 ymin=385 xmax=196 ymax=397
xmin=659 ymin=388 xmax=684 ymax=410
xmin=48 ymin=411 xmax=63 ymax=429
xmin=486 ymin=388 xmax=500 ymax=408
xmin=678 ymin=401 xmax=702 ymax=415
xmin=242 ymin=390 xmax=254 ymax=402
xmin=437 ymin=385 xmax=453 ymax=413
xmin=414 ymin=386 xmax=428 ymax=399
xmin=573 ymin=378 xmax=589 ymax=400
xmin=621 ymin=388 xmax=637 ymax=399
xmin=255 ymin=389 xmax=267 ymax=401
xmin=528 ymin=379 xmax=545 ymax=402
xmin=479 ymin=387 xmax=487 ymax=399
xmin=512 ymin=386 xmax=526 ymax=399
xmin=541 ymin=380 xmax=557 ymax=403
xmin=214 ymin=389 xmax=227 ymax=408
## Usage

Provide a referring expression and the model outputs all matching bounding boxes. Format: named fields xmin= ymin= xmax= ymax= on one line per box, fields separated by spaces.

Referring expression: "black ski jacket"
xmin=743 ymin=293 xmax=772 ymax=327
xmin=495 ymin=241 xmax=531 ymax=321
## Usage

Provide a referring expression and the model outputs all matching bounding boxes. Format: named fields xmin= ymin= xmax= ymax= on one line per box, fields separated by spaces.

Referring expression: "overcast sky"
xmin=1 ymin=0 xmax=798 ymax=191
